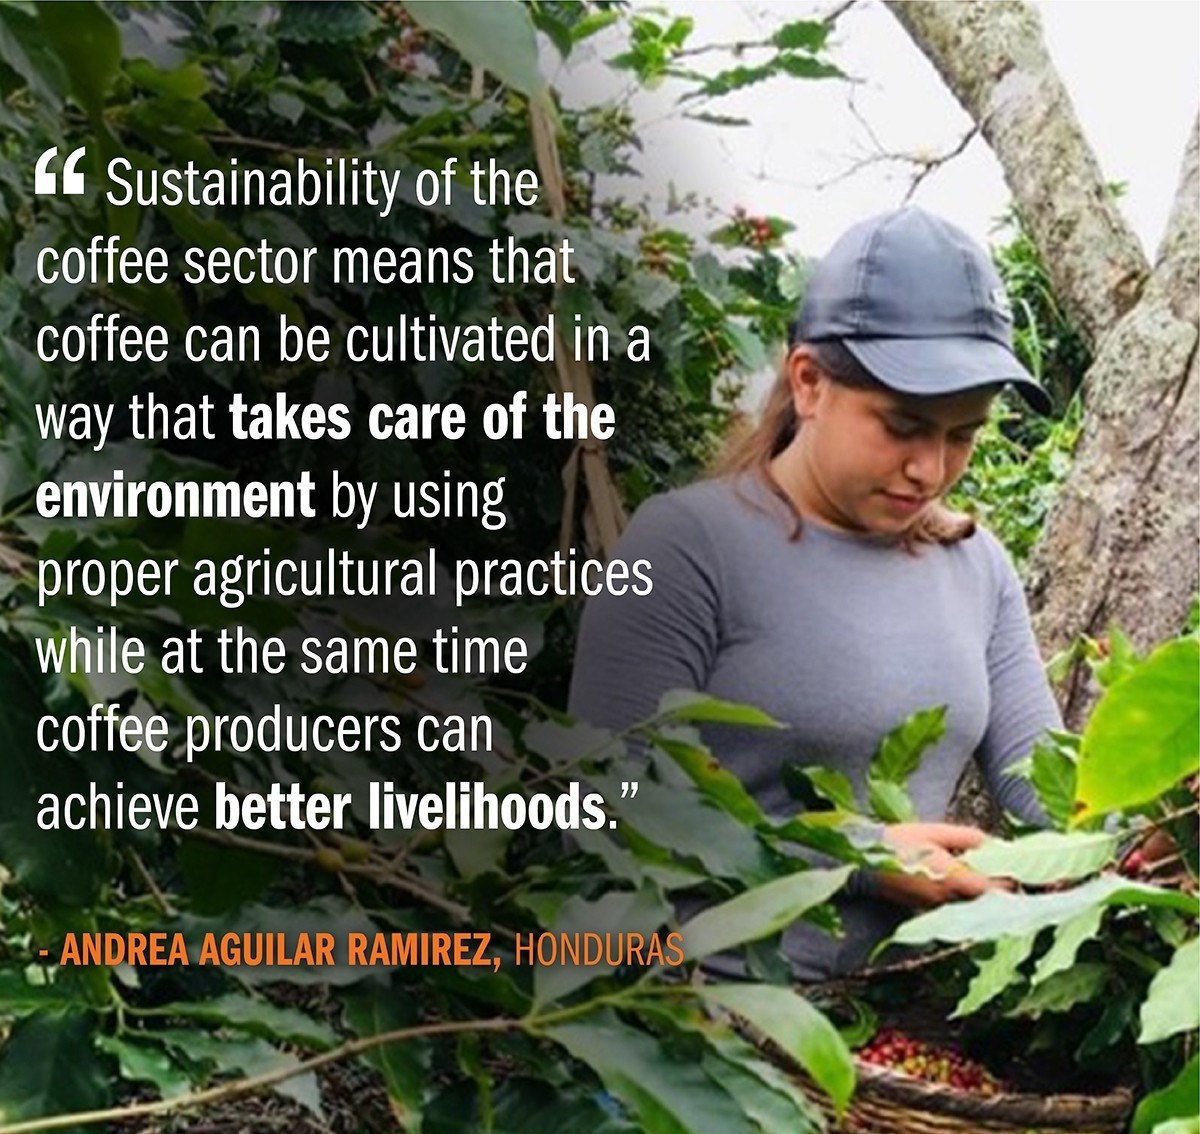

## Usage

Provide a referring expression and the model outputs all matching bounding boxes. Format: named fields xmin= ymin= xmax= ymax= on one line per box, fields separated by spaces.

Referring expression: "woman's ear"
xmin=786 ymin=346 xmax=824 ymax=420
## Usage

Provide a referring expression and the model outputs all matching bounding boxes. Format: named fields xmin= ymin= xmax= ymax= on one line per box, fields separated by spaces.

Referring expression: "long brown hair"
xmin=710 ymin=339 xmax=976 ymax=546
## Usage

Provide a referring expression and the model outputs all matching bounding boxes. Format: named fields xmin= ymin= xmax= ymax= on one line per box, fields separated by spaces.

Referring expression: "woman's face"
xmin=779 ymin=353 xmax=995 ymax=536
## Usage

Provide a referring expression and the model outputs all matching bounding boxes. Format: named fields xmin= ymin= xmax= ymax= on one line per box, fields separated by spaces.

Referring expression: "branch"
xmin=901 ymin=124 xmax=980 ymax=203
xmin=0 ymin=980 xmax=703 ymax=1134
xmin=0 ymin=1016 xmax=518 ymax=1134
xmin=178 ymin=825 xmax=474 ymax=924
xmin=884 ymin=0 xmax=1149 ymax=345
xmin=674 ymin=0 xmax=860 ymax=60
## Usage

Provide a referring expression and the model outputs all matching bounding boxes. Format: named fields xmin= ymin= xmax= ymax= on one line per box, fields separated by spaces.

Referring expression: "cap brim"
xmin=843 ymin=337 xmax=1052 ymax=414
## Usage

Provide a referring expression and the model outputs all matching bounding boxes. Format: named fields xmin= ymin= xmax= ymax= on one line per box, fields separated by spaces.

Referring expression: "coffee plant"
xmin=0 ymin=2 xmax=1187 ymax=1132
xmin=0 ymin=3 xmax=861 ymax=1131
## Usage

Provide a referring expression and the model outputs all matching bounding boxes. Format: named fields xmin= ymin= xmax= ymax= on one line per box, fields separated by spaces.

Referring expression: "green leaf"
xmin=488 ymin=1076 xmax=641 ymax=1133
xmin=571 ymin=10 xmax=620 ymax=44
xmin=125 ymin=58 xmax=209 ymax=98
xmin=1025 ymin=736 xmax=1078 ymax=829
xmin=775 ymin=55 xmax=843 ymax=81
xmin=341 ymin=991 xmax=429 ymax=1126
xmin=0 ymin=649 xmax=107 ymax=906
xmin=595 ymin=774 xmax=770 ymax=881
xmin=534 ymin=884 xmax=671 ymax=1006
xmin=1074 ymin=638 xmax=1199 ymax=821
xmin=406 ymin=0 xmax=544 ymax=98
xmin=175 ymin=898 xmax=380 ymax=985
xmin=524 ymin=718 xmax=624 ymax=765
xmin=153 ymin=1031 xmax=323 ymax=1115
xmin=1132 ymin=1054 xmax=1200 ymax=1134
xmin=445 ymin=823 xmax=514 ymax=881
xmin=952 ymin=932 xmax=1037 ymax=1017
xmin=727 ymin=323 xmax=767 ymax=372
xmin=617 ymin=269 xmax=680 ymax=315
xmin=1008 ymin=963 xmax=1108 ymax=1018
xmin=653 ymin=734 xmax=765 ymax=825
xmin=37 ymin=0 xmax=119 ymax=120
xmin=866 ymin=707 xmax=945 ymax=821
xmin=1140 ymin=938 xmax=1200 ymax=1044
xmin=532 ymin=9 xmax=572 ymax=58
xmin=1091 ymin=627 xmax=1142 ymax=688
xmin=1148 ymin=1120 xmax=1200 ymax=1134
xmin=700 ymin=1047 xmax=822 ymax=1134
xmin=1031 ymin=905 xmax=1105 ymax=985
xmin=655 ymin=690 xmax=785 ymax=729
xmin=892 ymin=875 xmax=1198 ymax=947
xmin=692 ymin=62 xmax=776 ymax=99
xmin=1148 ymin=906 xmax=1190 ymax=948
xmin=681 ymin=867 xmax=851 ymax=961
xmin=1076 ymin=991 xmax=1136 ymax=1061
xmin=176 ymin=812 xmax=282 ymax=915
xmin=0 ymin=1012 xmax=110 ymax=1129
xmin=962 ymin=831 xmax=1116 ymax=885
xmin=0 ymin=968 xmax=82 ymax=1016
xmin=798 ymin=767 xmax=858 ymax=813
xmin=866 ymin=778 xmax=915 ymax=823
xmin=151 ymin=993 xmax=338 ymax=1050
xmin=550 ymin=1014 xmax=758 ymax=1134
xmin=701 ymin=984 xmax=855 ymax=1114
xmin=871 ymin=706 xmax=947 ymax=783
xmin=277 ymin=1 xmax=375 ymax=43
xmin=0 ymin=5 xmax=68 ymax=108
xmin=95 ymin=1036 xmax=191 ymax=1100
xmin=771 ymin=20 xmax=830 ymax=52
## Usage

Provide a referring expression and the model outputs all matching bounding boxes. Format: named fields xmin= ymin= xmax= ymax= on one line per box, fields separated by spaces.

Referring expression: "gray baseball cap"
xmin=794 ymin=208 xmax=1051 ymax=413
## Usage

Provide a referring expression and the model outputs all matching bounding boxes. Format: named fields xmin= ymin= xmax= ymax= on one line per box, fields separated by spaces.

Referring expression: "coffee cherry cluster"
xmin=379 ymin=2 xmax=429 ymax=73
xmin=858 ymin=1029 xmax=1005 ymax=1095
xmin=639 ymin=233 xmax=674 ymax=273
xmin=729 ymin=205 xmax=775 ymax=249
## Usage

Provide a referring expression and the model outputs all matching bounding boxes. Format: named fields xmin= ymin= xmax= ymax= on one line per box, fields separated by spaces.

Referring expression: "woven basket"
xmin=801 ymin=1059 xmax=1134 ymax=1134
xmin=749 ymin=1026 xmax=1134 ymax=1134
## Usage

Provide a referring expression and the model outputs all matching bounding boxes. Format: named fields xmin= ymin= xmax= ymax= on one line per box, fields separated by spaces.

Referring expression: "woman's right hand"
xmin=868 ymin=822 xmax=1012 ymax=909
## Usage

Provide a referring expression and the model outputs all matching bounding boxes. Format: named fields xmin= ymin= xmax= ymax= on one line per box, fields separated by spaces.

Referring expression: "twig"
xmin=823 ymin=0 xmax=860 ymax=26
xmin=177 ymin=825 xmax=473 ymax=924
xmin=1119 ymin=799 xmax=1200 ymax=863
xmin=805 ymin=941 xmax=974 ymax=998
xmin=205 ymin=132 xmax=322 ymax=157
xmin=124 ymin=848 xmax=176 ymax=918
xmin=902 ymin=124 xmax=980 ymax=203
xmin=0 ymin=1016 xmax=518 ymax=1134
xmin=359 ymin=60 xmax=378 ymax=101
xmin=1158 ymin=800 xmax=1200 ymax=826
xmin=0 ymin=980 xmax=702 ymax=1133
xmin=674 ymin=0 xmax=859 ymax=59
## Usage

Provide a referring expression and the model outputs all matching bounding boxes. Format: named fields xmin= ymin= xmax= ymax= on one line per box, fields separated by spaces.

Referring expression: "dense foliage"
xmin=0 ymin=3 xmax=857 ymax=1130
xmin=0 ymin=4 xmax=1191 ymax=1134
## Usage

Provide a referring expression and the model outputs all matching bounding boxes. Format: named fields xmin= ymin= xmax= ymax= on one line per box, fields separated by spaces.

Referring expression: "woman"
xmin=568 ymin=208 xmax=1062 ymax=979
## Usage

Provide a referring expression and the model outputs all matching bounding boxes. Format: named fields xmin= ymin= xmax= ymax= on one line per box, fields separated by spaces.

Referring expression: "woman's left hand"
xmin=870 ymin=821 xmax=1015 ymax=909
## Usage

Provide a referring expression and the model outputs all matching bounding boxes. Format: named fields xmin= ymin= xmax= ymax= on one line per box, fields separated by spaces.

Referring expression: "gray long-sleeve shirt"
xmin=568 ymin=473 xmax=1061 ymax=978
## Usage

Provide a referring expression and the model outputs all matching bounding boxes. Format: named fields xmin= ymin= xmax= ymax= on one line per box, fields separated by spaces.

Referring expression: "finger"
xmin=948 ymin=867 xmax=1009 ymax=900
xmin=916 ymin=822 xmax=988 ymax=852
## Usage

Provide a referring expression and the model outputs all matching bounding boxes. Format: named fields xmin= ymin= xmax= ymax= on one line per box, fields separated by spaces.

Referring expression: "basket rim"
xmin=854 ymin=1060 xmax=1135 ymax=1127
xmin=741 ymin=1018 xmax=1134 ymax=1130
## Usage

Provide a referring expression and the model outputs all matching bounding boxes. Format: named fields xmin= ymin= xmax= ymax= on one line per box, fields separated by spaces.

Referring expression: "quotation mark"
xmin=609 ymin=781 xmax=639 ymax=828
xmin=35 ymin=146 xmax=87 ymax=195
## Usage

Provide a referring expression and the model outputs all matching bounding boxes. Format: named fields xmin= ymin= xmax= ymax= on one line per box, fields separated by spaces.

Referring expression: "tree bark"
xmin=887 ymin=1 xmax=1199 ymax=728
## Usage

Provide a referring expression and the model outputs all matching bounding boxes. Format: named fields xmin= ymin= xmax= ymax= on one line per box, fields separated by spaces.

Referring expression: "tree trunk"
xmin=887 ymin=0 xmax=1199 ymax=729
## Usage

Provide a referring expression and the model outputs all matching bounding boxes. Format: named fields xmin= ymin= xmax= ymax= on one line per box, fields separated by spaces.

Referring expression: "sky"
xmin=560 ymin=0 xmax=1199 ymax=260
